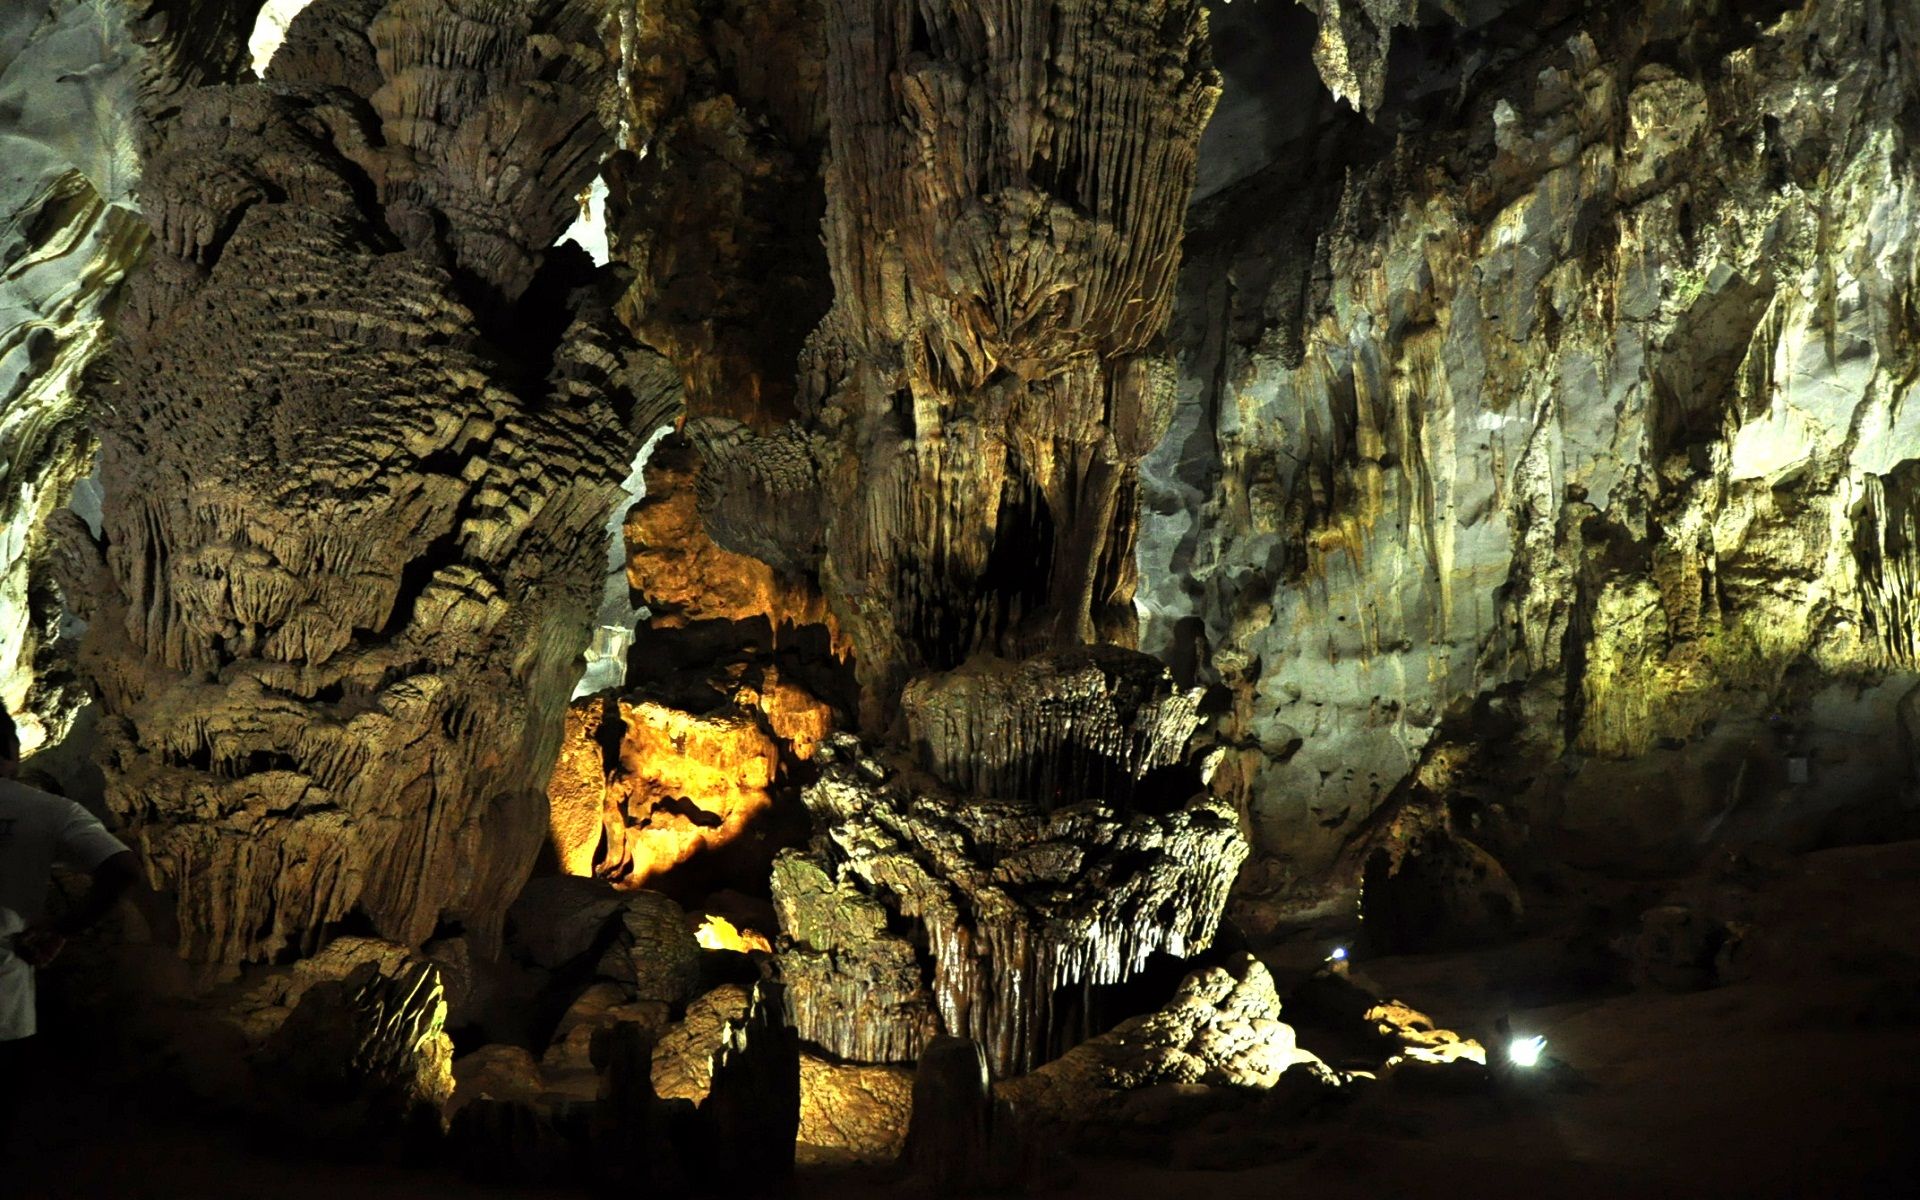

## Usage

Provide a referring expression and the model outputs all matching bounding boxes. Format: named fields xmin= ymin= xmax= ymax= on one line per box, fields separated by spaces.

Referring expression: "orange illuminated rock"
xmin=545 ymin=664 xmax=834 ymax=889
xmin=624 ymin=437 xmax=842 ymax=645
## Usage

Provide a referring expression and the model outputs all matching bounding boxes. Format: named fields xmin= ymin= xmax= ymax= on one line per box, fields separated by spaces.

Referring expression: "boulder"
xmin=1624 ymin=904 xmax=1751 ymax=991
xmin=797 ymin=1053 xmax=915 ymax=1167
xmin=254 ymin=959 xmax=455 ymax=1149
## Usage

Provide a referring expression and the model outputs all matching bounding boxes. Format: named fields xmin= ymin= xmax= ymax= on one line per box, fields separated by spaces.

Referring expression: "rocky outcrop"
xmin=546 ymin=663 xmax=833 ymax=889
xmin=797 ymin=1053 xmax=915 ymax=1167
xmin=72 ymin=0 xmax=661 ymax=963
xmin=649 ymin=981 xmax=803 ymax=1188
xmin=775 ymin=701 xmax=1246 ymax=1076
xmin=1142 ymin=0 xmax=1920 ymax=922
xmin=997 ymin=955 xmax=1327 ymax=1128
xmin=695 ymin=0 xmax=1221 ymax=724
xmin=255 ymin=957 xmax=456 ymax=1147
xmin=0 ymin=0 xmax=258 ymax=756
xmin=607 ymin=0 xmax=831 ymax=427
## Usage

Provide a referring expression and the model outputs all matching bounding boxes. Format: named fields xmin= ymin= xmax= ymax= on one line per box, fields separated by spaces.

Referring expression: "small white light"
xmin=1508 ymin=1034 xmax=1547 ymax=1068
xmin=1327 ymin=946 xmax=1348 ymax=962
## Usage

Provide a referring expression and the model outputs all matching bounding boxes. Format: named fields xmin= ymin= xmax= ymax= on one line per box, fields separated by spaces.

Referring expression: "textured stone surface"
xmin=1141 ymin=0 xmax=1920 ymax=921
xmin=901 ymin=647 xmax=1206 ymax=808
xmin=775 ymin=717 xmax=1247 ymax=1076
xmin=998 ymin=955 xmax=1321 ymax=1127
xmin=255 ymin=957 xmax=456 ymax=1144
xmin=649 ymin=980 xmax=803 ymax=1185
xmin=696 ymin=0 xmax=1221 ymax=724
xmin=546 ymin=667 xmax=833 ymax=889
xmin=73 ymin=0 xmax=658 ymax=963
xmin=797 ymin=1052 xmax=914 ymax=1167
xmin=0 ymin=0 xmax=253 ymax=755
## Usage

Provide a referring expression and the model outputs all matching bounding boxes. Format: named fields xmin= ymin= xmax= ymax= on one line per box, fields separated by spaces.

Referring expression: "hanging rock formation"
xmin=0 ymin=0 xmax=261 ymax=756
xmin=72 ymin=0 xmax=665 ymax=963
xmin=775 ymin=661 xmax=1246 ymax=1076
xmin=696 ymin=0 xmax=1222 ymax=723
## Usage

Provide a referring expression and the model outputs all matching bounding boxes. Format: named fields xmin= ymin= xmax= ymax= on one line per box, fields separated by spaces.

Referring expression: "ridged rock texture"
xmin=774 ymin=665 xmax=1247 ymax=1076
xmin=995 ymin=954 xmax=1321 ymax=1128
xmin=1140 ymin=0 xmax=1920 ymax=923
xmin=696 ymin=0 xmax=1222 ymax=723
xmin=0 ymin=0 xmax=258 ymax=756
xmin=71 ymin=0 xmax=661 ymax=963
xmin=670 ymin=0 xmax=1244 ymax=1083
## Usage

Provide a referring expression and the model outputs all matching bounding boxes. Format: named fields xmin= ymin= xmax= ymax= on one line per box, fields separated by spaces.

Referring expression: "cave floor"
xmin=11 ymin=839 xmax=1920 ymax=1200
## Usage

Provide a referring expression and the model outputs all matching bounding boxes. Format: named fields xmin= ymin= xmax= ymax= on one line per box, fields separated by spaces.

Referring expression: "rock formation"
xmin=696 ymin=0 xmax=1221 ymax=721
xmin=665 ymin=0 xmax=1243 ymax=1084
xmin=255 ymin=957 xmax=457 ymax=1147
xmin=775 ymin=689 xmax=1245 ymax=1076
xmin=1142 ymin=0 xmax=1920 ymax=925
xmin=0 ymin=0 xmax=261 ymax=756
xmin=996 ymin=954 xmax=1328 ymax=1129
xmin=70 ymin=0 xmax=666 ymax=963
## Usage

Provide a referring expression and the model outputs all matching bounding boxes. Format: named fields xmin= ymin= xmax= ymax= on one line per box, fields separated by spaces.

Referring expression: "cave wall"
xmin=1143 ymin=0 xmax=1920 ymax=921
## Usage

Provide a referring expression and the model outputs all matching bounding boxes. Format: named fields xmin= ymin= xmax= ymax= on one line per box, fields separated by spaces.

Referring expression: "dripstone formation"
xmin=680 ymin=0 xmax=1243 ymax=1078
xmin=697 ymin=0 xmax=1222 ymax=721
xmin=69 ymin=0 xmax=667 ymax=963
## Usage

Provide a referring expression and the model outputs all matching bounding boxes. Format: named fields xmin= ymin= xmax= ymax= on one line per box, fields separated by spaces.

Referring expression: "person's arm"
xmin=14 ymin=851 xmax=140 ymax=967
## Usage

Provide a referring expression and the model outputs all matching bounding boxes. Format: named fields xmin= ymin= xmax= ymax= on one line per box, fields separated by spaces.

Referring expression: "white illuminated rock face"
xmin=0 ymin=1 xmax=147 ymax=751
xmin=1141 ymin=0 xmax=1920 ymax=920
xmin=574 ymin=424 xmax=673 ymax=699
xmin=557 ymin=175 xmax=613 ymax=268
xmin=248 ymin=0 xmax=317 ymax=75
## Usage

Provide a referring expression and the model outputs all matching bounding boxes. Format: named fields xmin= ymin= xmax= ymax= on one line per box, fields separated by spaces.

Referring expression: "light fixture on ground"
xmin=1508 ymin=1034 xmax=1547 ymax=1068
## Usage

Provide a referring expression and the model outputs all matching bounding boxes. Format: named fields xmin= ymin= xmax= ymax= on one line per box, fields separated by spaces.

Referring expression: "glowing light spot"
xmin=1509 ymin=1034 xmax=1547 ymax=1068
xmin=1327 ymin=946 xmax=1349 ymax=962
xmin=695 ymin=914 xmax=770 ymax=954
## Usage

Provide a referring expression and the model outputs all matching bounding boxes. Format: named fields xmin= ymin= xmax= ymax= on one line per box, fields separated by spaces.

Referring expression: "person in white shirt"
xmin=0 ymin=704 xmax=140 ymax=1132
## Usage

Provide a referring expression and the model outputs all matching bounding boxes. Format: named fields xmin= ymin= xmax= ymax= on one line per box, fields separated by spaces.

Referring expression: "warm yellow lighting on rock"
xmin=1508 ymin=1034 xmax=1547 ymax=1068
xmin=695 ymin=914 xmax=771 ymax=954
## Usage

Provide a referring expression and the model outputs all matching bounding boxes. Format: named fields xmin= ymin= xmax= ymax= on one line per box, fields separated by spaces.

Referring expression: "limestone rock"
xmin=650 ymin=980 xmax=802 ymax=1187
xmin=1358 ymin=809 xmax=1524 ymax=952
xmin=902 ymin=648 xmax=1206 ymax=808
xmin=1139 ymin=0 xmax=1920 ymax=913
xmin=80 ymin=0 xmax=658 ymax=964
xmin=998 ymin=956 xmax=1323 ymax=1129
xmin=540 ymin=981 xmax=669 ymax=1078
xmin=775 ymin=723 xmax=1247 ymax=1075
xmin=225 ymin=935 xmax=414 ymax=1044
xmin=0 ymin=0 xmax=247 ymax=754
xmin=452 ymin=1043 xmax=543 ymax=1100
xmin=254 ymin=958 xmax=455 ymax=1147
xmin=547 ymin=669 xmax=833 ymax=890
xmin=507 ymin=876 xmax=628 ymax=970
xmin=797 ymin=1052 xmax=914 ymax=1167
xmin=600 ymin=889 xmax=704 ymax=1007
xmin=901 ymin=1036 xmax=1032 ymax=1196
xmin=1624 ymin=904 xmax=1751 ymax=992
xmin=695 ymin=0 xmax=1221 ymax=723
